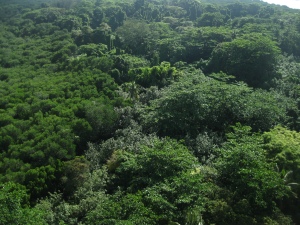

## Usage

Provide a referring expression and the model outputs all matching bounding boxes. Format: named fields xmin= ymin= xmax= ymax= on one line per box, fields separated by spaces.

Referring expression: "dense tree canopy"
xmin=0 ymin=0 xmax=300 ymax=224
xmin=142 ymin=71 xmax=296 ymax=137
xmin=207 ymin=33 xmax=281 ymax=88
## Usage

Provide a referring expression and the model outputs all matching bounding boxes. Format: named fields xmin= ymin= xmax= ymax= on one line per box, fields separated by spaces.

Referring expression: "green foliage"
xmin=263 ymin=126 xmax=300 ymax=179
xmin=24 ymin=165 xmax=57 ymax=199
xmin=0 ymin=0 xmax=300 ymax=223
xmin=128 ymin=62 xmax=178 ymax=88
xmin=116 ymin=19 xmax=151 ymax=55
xmin=85 ymin=121 xmax=159 ymax=169
xmin=61 ymin=156 xmax=90 ymax=197
xmin=103 ymin=138 xmax=211 ymax=224
xmin=0 ymin=66 xmax=124 ymax=199
xmin=142 ymin=71 xmax=295 ymax=138
xmin=0 ymin=182 xmax=46 ymax=225
xmin=210 ymin=124 xmax=292 ymax=224
xmin=263 ymin=126 xmax=300 ymax=223
xmin=108 ymin=139 xmax=198 ymax=189
xmin=197 ymin=12 xmax=225 ymax=27
xmin=36 ymin=166 xmax=110 ymax=225
xmin=207 ymin=33 xmax=281 ymax=88
xmin=79 ymin=43 xmax=108 ymax=57
xmin=184 ymin=131 xmax=221 ymax=164
xmin=85 ymin=100 xmax=119 ymax=140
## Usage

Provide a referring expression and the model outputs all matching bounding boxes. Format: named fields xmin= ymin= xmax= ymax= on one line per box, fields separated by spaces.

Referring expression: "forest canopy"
xmin=1 ymin=0 xmax=300 ymax=224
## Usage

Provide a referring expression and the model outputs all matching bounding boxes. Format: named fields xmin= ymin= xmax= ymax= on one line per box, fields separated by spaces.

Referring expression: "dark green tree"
xmin=142 ymin=71 xmax=294 ymax=138
xmin=116 ymin=19 xmax=151 ymax=55
xmin=207 ymin=33 xmax=281 ymax=88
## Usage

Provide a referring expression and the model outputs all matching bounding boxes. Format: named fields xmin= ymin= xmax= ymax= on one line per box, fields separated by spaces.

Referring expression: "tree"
xmin=0 ymin=182 xmax=46 ymax=225
xmin=127 ymin=62 xmax=178 ymax=88
xmin=181 ymin=26 xmax=232 ymax=62
xmin=263 ymin=126 xmax=300 ymax=223
xmin=211 ymin=124 xmax=292 ymax=224
xmin=85 ymin=100 xmax=118 ymax=141
xmin=263 ymin=126 xmax=300 ymax=186
xmin=61 ymin=156 xmax=90 ymax=197
xmin=105 ymin=138 xmax=209 ymax=224
xmin=197 ymin=12 xmax=225 ymax=27
xmin=108 ymin=138 xmax=198 ymax=188
xmin=36 ymin=167 xmax=109 ymax=225
xmin=91 ymin=7 xmax=105 ymax=29
xmin=142 ymin=71 xmax=294 ymax=138
xmin=116 ymin=19 xmax=151 ymax=55
xmin=207 ymin=33 xmax=281 ymax=88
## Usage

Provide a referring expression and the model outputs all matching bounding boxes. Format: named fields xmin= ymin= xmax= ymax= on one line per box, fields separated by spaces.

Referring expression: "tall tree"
xmin=207 ymin=33 xmax=281 ymax=88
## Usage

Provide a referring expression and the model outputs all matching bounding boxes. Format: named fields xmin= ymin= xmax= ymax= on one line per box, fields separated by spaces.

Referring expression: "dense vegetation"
xmin=1 ymin=0 xmax=300 ymax=224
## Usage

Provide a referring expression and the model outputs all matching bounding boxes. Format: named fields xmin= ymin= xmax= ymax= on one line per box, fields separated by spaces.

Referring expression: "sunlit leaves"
xmin=0 ymin=182 xmax=46 ymax=224
xmin=213 ymin=124 xmax=291 ymax=224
